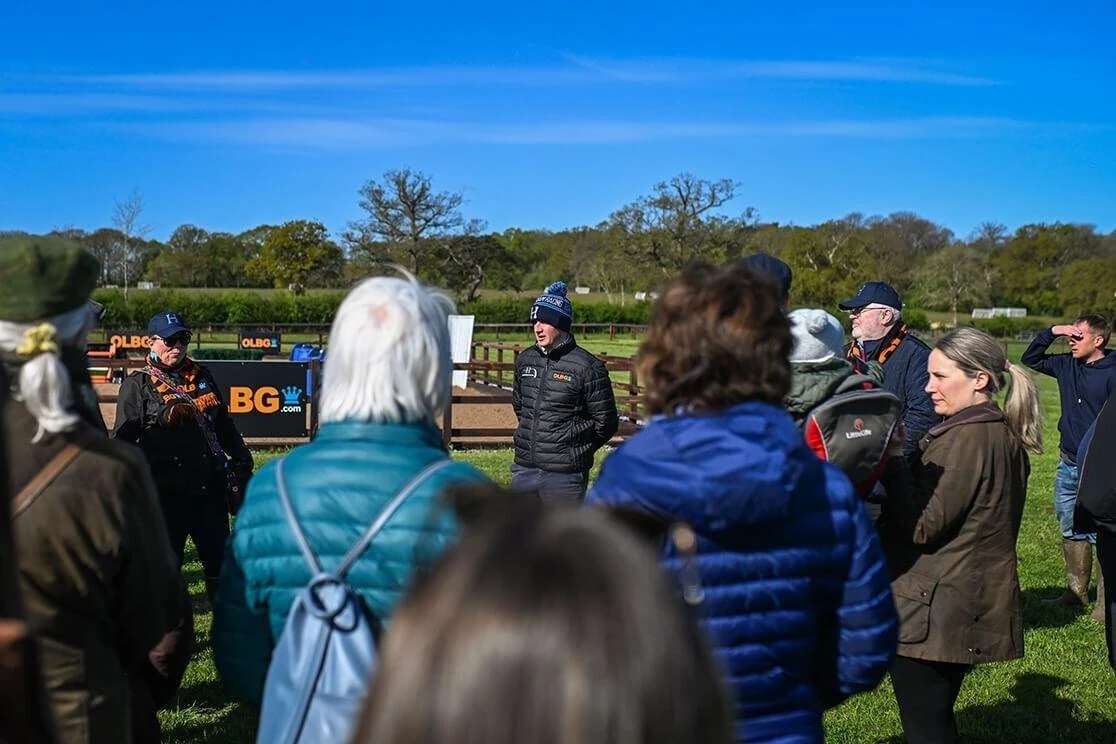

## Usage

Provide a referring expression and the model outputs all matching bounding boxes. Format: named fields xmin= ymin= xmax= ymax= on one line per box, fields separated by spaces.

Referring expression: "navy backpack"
xmin=256 ymin=457 xmax=452 ymax=744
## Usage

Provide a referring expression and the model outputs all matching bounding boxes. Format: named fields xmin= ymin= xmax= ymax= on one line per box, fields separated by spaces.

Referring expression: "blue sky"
xmin=2 ymin=1 xmax=1114 ymax=242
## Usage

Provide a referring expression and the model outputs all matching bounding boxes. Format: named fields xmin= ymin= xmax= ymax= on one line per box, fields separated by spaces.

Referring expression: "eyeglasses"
xmin=849 ymin=306 xmax=889 ymax=317
xmin=160 ymin=333 xmax=192 ymax=347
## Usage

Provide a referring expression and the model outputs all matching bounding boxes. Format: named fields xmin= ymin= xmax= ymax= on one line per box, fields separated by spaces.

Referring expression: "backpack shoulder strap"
xmin=831 ymin=373 xmax=878 ymax=396
xmin=335 ymin=459 xmax=455 ymax=578
xmin=11 ymin=442 xmax=83 ymax=518
xmin=275 ymin=458 xmax=323 ymax=575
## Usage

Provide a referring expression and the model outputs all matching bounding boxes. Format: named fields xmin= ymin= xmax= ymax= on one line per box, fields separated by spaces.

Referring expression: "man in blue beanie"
xmin=511 ymin=281 xmax=619 ymax=500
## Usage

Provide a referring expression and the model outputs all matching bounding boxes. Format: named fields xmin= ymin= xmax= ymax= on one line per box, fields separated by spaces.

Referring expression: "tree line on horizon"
xmin=6 ymin=170 xmax=1116 ymax=320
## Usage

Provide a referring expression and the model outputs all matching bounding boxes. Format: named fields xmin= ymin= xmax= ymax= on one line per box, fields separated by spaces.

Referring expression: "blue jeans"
xmin=509 ymin=464 xmax=588 ymax=502
xmin=1055 ymin=459 xmax=1095 ymax=543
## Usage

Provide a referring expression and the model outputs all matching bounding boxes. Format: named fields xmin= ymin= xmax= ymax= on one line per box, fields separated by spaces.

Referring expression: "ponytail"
xmin=1003 ymin=362 xmax=1043 ymax=455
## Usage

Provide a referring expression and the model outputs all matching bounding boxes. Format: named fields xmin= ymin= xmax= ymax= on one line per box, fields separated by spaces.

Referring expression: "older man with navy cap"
xmin=839 ymin=281 xmax=937 ymax=457
xmin=113 ymin=310 xmax=253 ymax=604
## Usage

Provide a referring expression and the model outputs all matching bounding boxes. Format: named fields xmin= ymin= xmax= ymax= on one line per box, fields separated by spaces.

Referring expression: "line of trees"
xmin=8 ymin=170 xmax=1116 ymax=318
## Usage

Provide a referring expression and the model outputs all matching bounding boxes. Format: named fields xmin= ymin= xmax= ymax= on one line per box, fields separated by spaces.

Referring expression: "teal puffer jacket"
xmin=213 ymin=421 xmax=490 ymax=705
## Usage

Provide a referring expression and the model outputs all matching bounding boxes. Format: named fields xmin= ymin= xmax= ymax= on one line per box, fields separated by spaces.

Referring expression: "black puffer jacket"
xmin=512 ymin=336 xmax=618 ymax=474
xmin=112 ymin=359 xmax=253 ymax=498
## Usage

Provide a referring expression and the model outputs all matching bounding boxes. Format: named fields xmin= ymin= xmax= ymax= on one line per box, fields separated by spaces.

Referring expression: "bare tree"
xmin=111 ymin=188 xmax=152 ymax=302
xmin=918 ymin=244 xmax=990 ymax=326
xmin=608 ymin=174 xmax=746 ymax=274
xmin=346 ymin=168 xmax=466 ymax=275
xmin=968 ymin=221 xmax=1008 ymax=250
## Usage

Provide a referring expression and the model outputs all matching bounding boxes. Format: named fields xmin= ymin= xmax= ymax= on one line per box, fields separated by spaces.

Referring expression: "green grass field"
xmin=159 ymin=354 xmax=1116 ymax=744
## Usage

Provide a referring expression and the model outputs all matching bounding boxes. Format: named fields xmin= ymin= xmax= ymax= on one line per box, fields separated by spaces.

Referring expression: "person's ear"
xmin=973 ymin=371 xmax=991 ymax=393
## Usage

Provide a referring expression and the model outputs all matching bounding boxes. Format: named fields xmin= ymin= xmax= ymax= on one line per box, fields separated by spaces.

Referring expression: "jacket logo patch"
xmin=521 ymin=367 xmax=538 ymax=378
xmin=551 ymin=372 xmax=574 ymax=383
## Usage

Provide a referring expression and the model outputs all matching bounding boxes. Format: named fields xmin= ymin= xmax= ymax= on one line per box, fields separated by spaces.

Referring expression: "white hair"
xmin=0 ymin=304 xmax=93 ymax=442
xmin=319 ymin=274 xmax=455 ymax=425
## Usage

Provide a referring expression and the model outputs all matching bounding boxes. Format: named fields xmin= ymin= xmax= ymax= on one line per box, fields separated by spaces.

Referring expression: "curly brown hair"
xmin=639 ymin=262 xmax=792 ymax=415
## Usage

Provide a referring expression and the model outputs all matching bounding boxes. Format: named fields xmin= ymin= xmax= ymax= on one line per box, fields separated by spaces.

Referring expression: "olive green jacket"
xmin=881 ymin=401 xmax=1030 ymax=665
xmin=5 ymin=399 xmax=183 ymax=744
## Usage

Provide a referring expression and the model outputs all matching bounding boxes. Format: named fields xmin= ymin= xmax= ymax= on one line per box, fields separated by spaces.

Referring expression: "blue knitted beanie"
xmin=530 ymin=281 xmax=573 ymax=332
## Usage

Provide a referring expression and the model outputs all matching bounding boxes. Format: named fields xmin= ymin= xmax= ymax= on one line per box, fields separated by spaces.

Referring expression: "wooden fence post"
xmin=442 ymin=400 xmax=453 ymax=450
xmin=629 ymin=362 xmax=640 ymax=421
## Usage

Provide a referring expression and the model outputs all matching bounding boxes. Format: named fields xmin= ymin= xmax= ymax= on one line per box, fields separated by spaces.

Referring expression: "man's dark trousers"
xmin=510 ymin=464 xmax=589 ymax=501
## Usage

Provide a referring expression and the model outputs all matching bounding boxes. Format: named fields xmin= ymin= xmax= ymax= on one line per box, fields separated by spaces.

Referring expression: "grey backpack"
xmin=801 ymin=375 xmax=901 ymax=497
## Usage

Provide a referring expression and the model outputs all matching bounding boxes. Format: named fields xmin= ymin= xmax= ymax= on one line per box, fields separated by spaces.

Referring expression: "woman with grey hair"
xmin=213 ymin=273 xmax=492 ymax=708
xmin=880 ymin=326 xmax=1042 ymax=744
xmin=0 ymin=236 xmax=186 ymax=744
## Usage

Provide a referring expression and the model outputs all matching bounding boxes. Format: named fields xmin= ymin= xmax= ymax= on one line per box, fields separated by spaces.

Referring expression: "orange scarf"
xmin=848 ymin=323 xmax=908 ymax=366
xmin=148 ymin=358 xmax=220 ymax=412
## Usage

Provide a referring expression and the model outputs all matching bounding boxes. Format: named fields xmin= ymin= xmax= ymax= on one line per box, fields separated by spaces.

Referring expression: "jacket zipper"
xmin=529 ymin=353 xmax=550 ymax=466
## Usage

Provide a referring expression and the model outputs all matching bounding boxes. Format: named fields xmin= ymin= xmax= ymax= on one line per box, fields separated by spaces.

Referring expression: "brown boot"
xmin=1046 ymin=539 xmax=1092 ymax=606
xmin=1093 ymin=560 xmax=1106 ymax=622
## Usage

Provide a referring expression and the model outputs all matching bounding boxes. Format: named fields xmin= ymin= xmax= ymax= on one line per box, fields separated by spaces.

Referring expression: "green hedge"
xmin=902 ymin=308 xmax=930 ymax=332
xmin=93 ymin=289 xmax=654 ymax=327
xmin=971 ymin=316 xmax=1048 ymax=338
xmin=458 ymin=297 xmax=652 ymax=325
xmin=91 ymin=289 xmax=348 ymax=326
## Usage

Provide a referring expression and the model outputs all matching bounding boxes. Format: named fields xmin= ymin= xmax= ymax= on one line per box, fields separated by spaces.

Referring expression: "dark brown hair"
xmin=352 ymin=491 xmax=732 ymax=744
xmin=1077 ymin=314 xmax=1111 ymax=346
xmin=638 ymin=262 xmax=792 ymax=415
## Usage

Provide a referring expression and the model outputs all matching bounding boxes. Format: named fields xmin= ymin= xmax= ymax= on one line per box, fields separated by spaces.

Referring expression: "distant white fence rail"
xmin=971 ymin=307 xmax=1028 ymax=319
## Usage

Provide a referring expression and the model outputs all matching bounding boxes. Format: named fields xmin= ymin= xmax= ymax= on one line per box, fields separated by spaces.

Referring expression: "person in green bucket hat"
xmin=0 ymin=235 xmax=188 ymax=744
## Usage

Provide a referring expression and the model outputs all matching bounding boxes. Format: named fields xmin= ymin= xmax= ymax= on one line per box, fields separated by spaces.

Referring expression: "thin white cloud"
xmin=0 ymin=92 xmax=343 ymax=117
xmin=121 ymin=115 xmax=1037 ymax=149
xmin=562 ymin=55 xmax=1000 ymax=86
xmin=0 ymin=92 xmax=194 ymax=114
xmin=35 ymin=56 xmax=999 ymax=91
xmin=48 ymin=67 xmax=593 ymax=90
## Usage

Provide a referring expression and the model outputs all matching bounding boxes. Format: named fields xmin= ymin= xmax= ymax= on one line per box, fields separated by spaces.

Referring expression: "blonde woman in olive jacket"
xmin=880 ymin=327 xmax=1042 ymax=744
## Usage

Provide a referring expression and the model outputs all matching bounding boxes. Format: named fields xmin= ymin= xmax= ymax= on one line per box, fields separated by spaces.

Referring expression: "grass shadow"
xmin=957 ymin=672 xmax=1116 ymax=743
xmin=1021 ymin=587 xmax=1093 ymax=628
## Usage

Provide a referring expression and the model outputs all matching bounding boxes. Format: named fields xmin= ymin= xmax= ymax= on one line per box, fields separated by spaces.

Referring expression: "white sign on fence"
xmin=448 ymin=315 xmax=475 ymax=389
xmin=574 ymin=286 xmax=591 ymax=295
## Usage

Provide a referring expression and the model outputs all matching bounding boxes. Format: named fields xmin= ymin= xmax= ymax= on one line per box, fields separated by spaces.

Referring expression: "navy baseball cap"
xmin=838 ymin=282 xmax=902 ymax=311
xmin=148 ymin=311 xmax=189 ymax=337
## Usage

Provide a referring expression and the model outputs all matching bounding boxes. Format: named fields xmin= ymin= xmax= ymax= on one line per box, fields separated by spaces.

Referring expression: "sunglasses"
xmin=160 ymin=333 xmax=192 ymax=347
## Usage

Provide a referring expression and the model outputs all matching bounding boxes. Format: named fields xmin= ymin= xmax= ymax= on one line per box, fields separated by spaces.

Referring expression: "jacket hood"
xmin=1086 ymin=350 xmax=1116 ymax=369
xmin=596 ymin=401 xmax=825 ymax=535
xmin=785 ymin=357 xmax=856 ymax=419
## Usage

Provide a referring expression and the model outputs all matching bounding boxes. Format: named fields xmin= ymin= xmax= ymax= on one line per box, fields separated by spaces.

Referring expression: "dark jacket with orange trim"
xmin=112 ymin=358 xmax=252 ymax=497
xmin=847 ymin=325 xmax=937 ymax=456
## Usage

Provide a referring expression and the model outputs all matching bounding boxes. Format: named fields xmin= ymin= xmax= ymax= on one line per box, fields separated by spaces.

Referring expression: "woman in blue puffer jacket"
xmin=213 ymin=274 xmax=491 ymax=706
xmin=587 ymin=262 xmax=898 ymax=744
